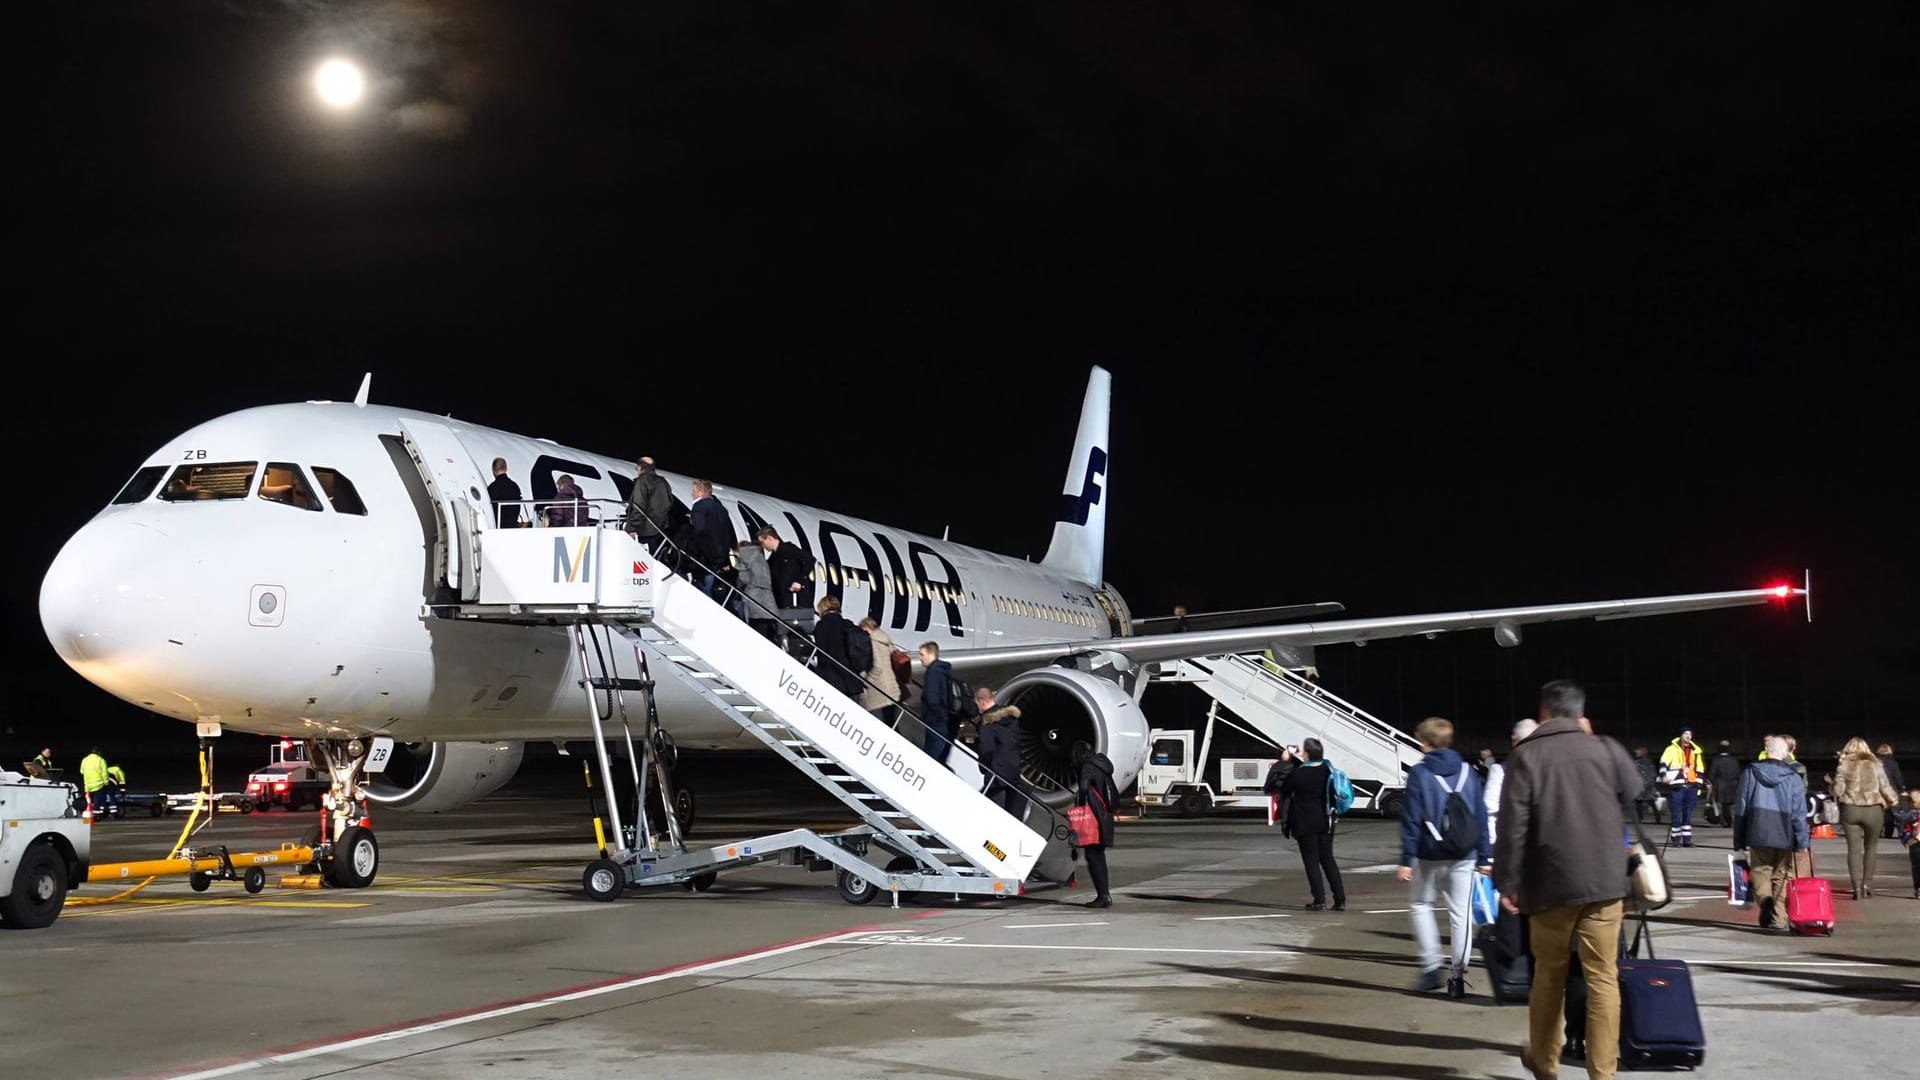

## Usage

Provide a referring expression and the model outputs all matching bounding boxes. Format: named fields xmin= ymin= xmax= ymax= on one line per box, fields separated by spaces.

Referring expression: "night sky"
xmin=9 ymin=3 xmax=1916 ymax=761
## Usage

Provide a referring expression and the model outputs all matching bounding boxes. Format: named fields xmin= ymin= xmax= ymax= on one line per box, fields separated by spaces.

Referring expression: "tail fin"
xmin=1041 ymin=366 xmax=1110 ymax=584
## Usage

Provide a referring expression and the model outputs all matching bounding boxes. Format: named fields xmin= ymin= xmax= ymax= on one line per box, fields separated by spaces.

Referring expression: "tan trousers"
xmin=1527 ymin=899 xmax=1624 ymax=1080
xmin=1749 ymin=845 xmax=1795 ymax=928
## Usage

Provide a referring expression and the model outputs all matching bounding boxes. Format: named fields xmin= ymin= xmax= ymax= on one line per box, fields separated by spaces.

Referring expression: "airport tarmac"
xmin=5 ymin=772 xmax=1916 ymax=1079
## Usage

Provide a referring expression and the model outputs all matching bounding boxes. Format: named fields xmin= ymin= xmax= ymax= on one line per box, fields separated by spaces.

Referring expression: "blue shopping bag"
xmin=1471 ymin=873 xmax=1499 ymax=926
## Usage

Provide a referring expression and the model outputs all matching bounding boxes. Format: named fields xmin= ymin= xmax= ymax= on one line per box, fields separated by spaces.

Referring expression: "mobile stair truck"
xmin=1 ymin=769 xmax=90 ymax=929
xmin=407 ymin=425 xmax=1073 ymax=907
xmin=1140 ymin=654 xmax=1426 ymax=818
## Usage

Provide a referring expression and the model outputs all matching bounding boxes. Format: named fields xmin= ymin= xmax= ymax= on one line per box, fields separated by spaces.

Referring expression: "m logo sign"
xmin=553 ymin=536 xmax=592 ymax=584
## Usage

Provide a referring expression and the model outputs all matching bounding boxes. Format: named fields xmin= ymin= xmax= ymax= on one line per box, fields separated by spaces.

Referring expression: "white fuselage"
xmin=41 ymin=403 xmax=1131 ymax=747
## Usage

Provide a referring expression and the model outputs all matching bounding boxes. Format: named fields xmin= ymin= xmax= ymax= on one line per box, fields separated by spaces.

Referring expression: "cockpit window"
xmin=258 ymin=463 xmax=323 ymax=512
xmin=159 ymin=461 xmax=258 ymax=502
xmin=310 ymin=467 xmax=368 ymax=516
xmin=111 ymin=465 xmax=168 ymax=505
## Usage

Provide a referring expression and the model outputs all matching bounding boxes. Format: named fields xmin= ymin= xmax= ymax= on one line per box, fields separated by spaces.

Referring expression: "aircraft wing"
xmin=1131 ymin=602 xmax=1344 ymax=634
xmin=943 ymin=583 xmax=1808 ymax=674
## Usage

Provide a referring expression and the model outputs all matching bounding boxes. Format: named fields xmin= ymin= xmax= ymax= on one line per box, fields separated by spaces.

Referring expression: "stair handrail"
xmin=604 ymin=499 xmax=1070 ymax=845
xmin=1227 ymin=654 xmax=1421 ymax=752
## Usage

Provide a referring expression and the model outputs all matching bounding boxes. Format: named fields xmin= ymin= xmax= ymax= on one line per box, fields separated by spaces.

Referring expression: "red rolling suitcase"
xmin=1785 ymin=851 xmax=1834 ymax=936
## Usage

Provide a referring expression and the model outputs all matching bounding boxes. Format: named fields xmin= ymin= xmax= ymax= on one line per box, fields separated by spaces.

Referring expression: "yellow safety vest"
xmin=79 ymin=753 xmax=110 ymax=792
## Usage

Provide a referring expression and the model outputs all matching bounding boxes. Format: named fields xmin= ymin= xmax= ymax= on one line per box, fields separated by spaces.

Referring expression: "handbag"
xmin=1470 ymin=872 xmax=1500 ymax=926
xmin=1626 ymin=820 xmax=1671 ymax=911
xmin=1069 ymin=785 xmax=1108 ymax=847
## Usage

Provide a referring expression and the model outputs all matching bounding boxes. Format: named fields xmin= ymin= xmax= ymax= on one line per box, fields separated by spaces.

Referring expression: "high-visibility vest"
xmin=79 ymin=753 xmax=110 ymax=792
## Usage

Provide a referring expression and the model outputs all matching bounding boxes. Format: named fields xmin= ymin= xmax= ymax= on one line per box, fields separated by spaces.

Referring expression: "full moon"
xmin=313 ymin=58 xmax=366 ymax=109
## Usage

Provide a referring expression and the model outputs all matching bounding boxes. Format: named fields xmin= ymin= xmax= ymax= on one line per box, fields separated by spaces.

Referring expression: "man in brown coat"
xmin=1495 ymin=679 xmax=1641 ymax=1080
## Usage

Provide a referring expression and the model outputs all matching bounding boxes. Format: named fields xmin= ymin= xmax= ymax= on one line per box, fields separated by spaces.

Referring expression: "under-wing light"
xmin=1770 ymin=583 xmax=1793 ymax=599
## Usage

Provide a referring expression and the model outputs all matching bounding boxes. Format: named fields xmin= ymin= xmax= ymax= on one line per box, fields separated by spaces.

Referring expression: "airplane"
xmin=40 ymin=366 xmax=1807 ymax=867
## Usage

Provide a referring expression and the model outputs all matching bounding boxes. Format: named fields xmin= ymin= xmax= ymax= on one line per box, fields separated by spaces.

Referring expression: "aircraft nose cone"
xmin=40 ymin=516 xmax=167 ymax=670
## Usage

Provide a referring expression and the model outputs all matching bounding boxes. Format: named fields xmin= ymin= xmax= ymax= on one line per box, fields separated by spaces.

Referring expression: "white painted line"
xmin=1193 ymin=913 xmax=1294 ymax=921
xmin=169 ymin=928 xmax=874 ymax=1079
xmin=1364 ymin=909 xmax=1411 ymax=914
xmin=1705 ymin=960 xmax=1913 ymax=969
xmin=1002 ymin=922 xmax=1108 ymax=929
xmin=857 ymin=939 xmax=1297 ymax=957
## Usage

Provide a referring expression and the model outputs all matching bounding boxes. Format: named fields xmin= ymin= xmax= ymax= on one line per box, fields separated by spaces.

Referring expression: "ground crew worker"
xmin=1659 ymin=729 xmax=1705 ymax=847
xmin=28 ymin=747 xmax=54 ymax=778
xmin=79 ymin=746 xmax=110 ymax=814
xmin=105 ymin=763 xmax=128 ymax=816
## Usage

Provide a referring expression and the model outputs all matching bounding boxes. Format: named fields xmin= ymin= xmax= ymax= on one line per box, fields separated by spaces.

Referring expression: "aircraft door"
xmin=397 ymin=419 xmax=492 ymax=602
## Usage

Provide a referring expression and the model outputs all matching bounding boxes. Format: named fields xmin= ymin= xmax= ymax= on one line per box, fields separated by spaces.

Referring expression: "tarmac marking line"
xmin=1364 ymin=909 xmax=1411 ymax=914
xmin=1193 ymin=913 xmax=1294 ymax=921
xmin=1001 ymin=922 xmax=1108 ymax=929
xmin=848 ymin=938 xmax=1297 ymax=957
xmin=164 ymin=922 xmax=893 ymax=1079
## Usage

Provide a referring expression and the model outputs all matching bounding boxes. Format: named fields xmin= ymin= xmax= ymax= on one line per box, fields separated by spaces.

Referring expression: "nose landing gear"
xmin=305 ymin=739 xmax=381 ymax=889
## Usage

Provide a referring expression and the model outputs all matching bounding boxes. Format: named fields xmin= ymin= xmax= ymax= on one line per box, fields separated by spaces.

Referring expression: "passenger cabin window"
xmin=111 ymin=465 xmax=168 ymax=505
xmin=159 ymin=461 xmax=257 ymax=502
xmin=311 ymin=467 xmax=368 ymax=516
xmin=258 ymin=463 xmax=322 ymax=512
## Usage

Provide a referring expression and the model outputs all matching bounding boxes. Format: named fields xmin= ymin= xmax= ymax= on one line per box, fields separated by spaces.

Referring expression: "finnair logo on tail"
xmin=553 ymin=536 xmax=592 ymax=583
xmin=1059 ymin=446 xmax=1107 ymax=526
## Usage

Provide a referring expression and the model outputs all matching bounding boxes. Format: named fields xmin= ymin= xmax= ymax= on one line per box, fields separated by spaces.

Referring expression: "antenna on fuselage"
xmin=942 ymin=525 xmax=950 ymax=541
xmin=353 ymin=372 xmax=372 ymax=407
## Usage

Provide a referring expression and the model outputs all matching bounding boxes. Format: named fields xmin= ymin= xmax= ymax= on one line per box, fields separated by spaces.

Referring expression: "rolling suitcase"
xmin=1477 ymin=908 xmax=1532 ymax=1005
xmin=1785 ymin=851 xmax=1834 ymax=936
xmin=1618 ymin=915 xmax=1706 ymax=1069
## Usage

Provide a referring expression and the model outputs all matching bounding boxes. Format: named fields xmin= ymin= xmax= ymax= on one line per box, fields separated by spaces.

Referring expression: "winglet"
xmin=1803 ymin=568 xmax=1813 ymax=623
xmin=353 ymin=372 xmax=372 ymax=408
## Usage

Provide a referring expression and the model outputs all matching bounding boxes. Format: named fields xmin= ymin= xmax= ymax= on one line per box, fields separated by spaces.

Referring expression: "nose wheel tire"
xmin=0 ymin=842 xmax=67 ymax=930
xmin=326 ymin=826 xmax=379 ymax=889
xmin=583 ymin=858 xmax=626 ymax=902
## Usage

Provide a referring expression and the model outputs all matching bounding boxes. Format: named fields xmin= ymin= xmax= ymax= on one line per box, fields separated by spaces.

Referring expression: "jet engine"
xmin=363 ymin=741 xmax=524 ymax=812
xmin=994 ymin=666 xmax=1150 ymax=806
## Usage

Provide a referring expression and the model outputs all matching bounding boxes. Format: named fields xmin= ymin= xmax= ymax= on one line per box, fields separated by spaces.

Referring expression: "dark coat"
xmin=1077 ymin=752 xmax=1119 ymax=847
xmin=1882 ymin=755 xmax=1907 ymax=797
xmin=1262 ymin=758 xmax=1295 ymax=795
xmin=546 ymin=482 xmax=589 ymax=528
xmin=921 ymin=659 xmax=954 ymax=730
xmin=1492 ymin=718 xmax=1641 ymax=914
xmin=1707 ymin=752 xmax=1743 ymax=801
xmin=1632 ymin=755 xmax=1659 ymax=801
xmin=811 ymin=611 xmax=862 ymax=696
xmin=1278 ymin=760 xmax=1336 ymax=838
xmin=975 ymin=706 xmax=1022 ymax=783
xmin=689 ymin=495 xmax=737 ymax=570
xmin=1733 ymin=760 xmax=1810 ymax=851
xmin=626 ymin=469 xmax=671 ymax=538
xmin=487 ymin=473 xmax=524 ymax=529
xmin=766 ymin=542 xmax=815 ymax=611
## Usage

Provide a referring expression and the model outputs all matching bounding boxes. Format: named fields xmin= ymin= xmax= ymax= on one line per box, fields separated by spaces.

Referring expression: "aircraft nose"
xmin=40 ymin=515 xmax=171 ymax=672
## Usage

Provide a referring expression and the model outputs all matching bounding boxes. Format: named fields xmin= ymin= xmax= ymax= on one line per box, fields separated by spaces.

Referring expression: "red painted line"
xmin=157 ymin=918 xmax=892 ymax=1079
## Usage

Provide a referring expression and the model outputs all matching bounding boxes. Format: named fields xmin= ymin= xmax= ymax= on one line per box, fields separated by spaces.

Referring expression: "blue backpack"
xmin=1327 ymin=763 xmax=1354 ymax=815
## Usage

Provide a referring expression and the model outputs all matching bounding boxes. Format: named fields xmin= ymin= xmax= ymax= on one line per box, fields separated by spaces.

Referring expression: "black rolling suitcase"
xmin=1618 ymin=915 xmax=1706 ymax=1069
xmin=1477 ymin=908 xmax=1532 ymax=1005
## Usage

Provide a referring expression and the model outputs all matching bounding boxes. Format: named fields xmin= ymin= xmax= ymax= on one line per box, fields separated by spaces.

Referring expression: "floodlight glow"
xmin=314 ymin=59 xmax=365 ymax=109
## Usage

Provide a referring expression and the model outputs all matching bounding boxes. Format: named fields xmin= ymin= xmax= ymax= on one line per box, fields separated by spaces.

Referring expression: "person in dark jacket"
xmin=757 ymin=527 xmax=815 ymax=652
xmin=918 ymin=642 xmax=956 ymax=768
xmin=487 ymin=457 xmax=526 ymax=529
xmin=687 ymin=479 xmax=737 ymax=601
xmin=625 ymin=456 xmax=671 ymax=552
xmin=1397 ymin=718 xmax=1493 ymax=999
xmin=1262 ymin=746 xmax=1298 ymax=797
xmin=973 ymin=687 xmax=1025 ymax=816
xmin=1630 ymin=746 xmax=1660 ymax=824
xmin=810 ymin=596 xmax=862 ymax=697
xmin=1278 ymin=737 xmax=1346 ymax=911
xmin=1734 ymin=736 xmax=1812 ymax=929
xmin=1495 ymin=680 xmax=1641 ymax=1080
xmin=1707 ymin=741 xmax=1743 ymax=826
xmin=546 ymin=475 xmax=590 ymax=527
xmin=1877 ymin=743 xmax=1908 ymax=840
xmin=1074 ymin=742 xmax=1119 ymax=908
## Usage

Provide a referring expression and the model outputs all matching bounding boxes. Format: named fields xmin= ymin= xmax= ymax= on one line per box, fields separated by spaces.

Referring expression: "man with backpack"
xmin=1277 ymin=738 xmax=1347 ymax=911
xmin=1398 ymin=717 xmax=1493 ymax=999
xmin=917 ymin=642 xmax=968 ymax=769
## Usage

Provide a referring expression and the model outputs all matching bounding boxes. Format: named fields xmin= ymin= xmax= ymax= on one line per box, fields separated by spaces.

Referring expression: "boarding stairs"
xmin=1155 ymin=653 xmax=1426 ymax=812
xmin=429 ymin=514 xmax=1069 ymax=904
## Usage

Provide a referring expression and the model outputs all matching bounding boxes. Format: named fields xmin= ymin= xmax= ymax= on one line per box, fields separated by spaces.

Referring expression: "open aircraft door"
xmin=398 ymin=419 xmax=491 ymax=602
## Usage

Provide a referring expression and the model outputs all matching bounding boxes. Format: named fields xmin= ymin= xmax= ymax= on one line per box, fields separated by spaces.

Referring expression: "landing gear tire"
xmin=0 ymin=842 xmax=67 ymax=929
xmin=1379 ymin=793 xmax=1405 ymax=820
xmin=684 ymin=871 xmax=717 ymax=893
xmin=189 ymin=871 xmax=212 ymax=893
xmin=836 ymin=867 xmax=880 ymax=905
xmin=244 ymin=867 xmax=267 ymax=894
xmin=673 ymin=786 xmax=696 ymax=831
xmin=583 ymin=858 xmax=625 ymax=902
xmin=1177 ymin=790 xmax=1210 ymax=818
xmin=326 ymin=826 xmax=379 ymax=889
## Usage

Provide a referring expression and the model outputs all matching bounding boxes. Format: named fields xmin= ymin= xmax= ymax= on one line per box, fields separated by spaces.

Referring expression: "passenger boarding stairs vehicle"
xmin=1143 ymin=654 xmax=1426 ymax=817
xmin=426 ymin=496 xmax=1074 ymax=906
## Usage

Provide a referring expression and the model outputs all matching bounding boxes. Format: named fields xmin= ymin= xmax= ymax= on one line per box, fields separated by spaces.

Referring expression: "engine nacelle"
xmin=363 ymin=741 xmax=524 ymax=812
xmin=994 ymin=666 xmax=1151 ymax=806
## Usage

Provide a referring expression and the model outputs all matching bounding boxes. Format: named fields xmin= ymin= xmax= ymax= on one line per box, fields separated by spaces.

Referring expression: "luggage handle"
xmin=1626 ymin=910 xmax=1655 ymax=961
